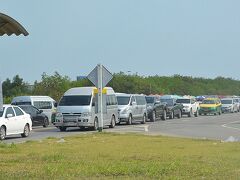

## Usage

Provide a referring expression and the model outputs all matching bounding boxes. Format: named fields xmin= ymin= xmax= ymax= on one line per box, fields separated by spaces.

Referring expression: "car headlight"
xmin=81 ymin=112 xmax=91 ymax=117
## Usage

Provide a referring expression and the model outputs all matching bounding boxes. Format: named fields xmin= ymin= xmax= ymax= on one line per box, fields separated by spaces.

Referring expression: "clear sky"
xmin=1 ymin=0 xmax=240 ymax=83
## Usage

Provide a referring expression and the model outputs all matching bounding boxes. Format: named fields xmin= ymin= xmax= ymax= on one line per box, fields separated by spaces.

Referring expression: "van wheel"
xmin=151 ymin=111 xmax=156 ymax=122
xmin=59 ymin=127 xmax=67 ymax=132
xmin=161 ymin=110 xmax=167 ymax=121
xmin=127 ymin=114 xmax=132 ymax=125
xmin=43 ymin=117 xmax=49 ymax=128
xmin=21 ymin=124 xmax=30 ymax=138
xmin=141 ymin=114 xmax=146 ymax=124
xmin=109 ymin=116 xmax=116 ymax=128
xmin=93 ymin=117 xmax=98 ymax=131
xmin=0 ymin=126 xmax=6 ymax=140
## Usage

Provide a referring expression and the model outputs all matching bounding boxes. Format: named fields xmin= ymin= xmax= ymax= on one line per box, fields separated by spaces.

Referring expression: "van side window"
xmin=106 ymin=95 xmax=111 ymax=106
xmin=33 ymin=101 xmax=52 ymax=109
xmin=136 ymin=96 xmax=146 ymax=105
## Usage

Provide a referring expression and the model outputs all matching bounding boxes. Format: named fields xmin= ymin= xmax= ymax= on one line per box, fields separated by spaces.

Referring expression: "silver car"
xmin=221 ymin=98 xmax=238 ymax=113
xmin=116 ymin=93 xmax=147 ymax=125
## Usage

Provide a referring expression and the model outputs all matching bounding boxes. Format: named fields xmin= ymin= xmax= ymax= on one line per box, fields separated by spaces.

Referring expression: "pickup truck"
xmin=176 ymin=97 xmax=200 ymax=117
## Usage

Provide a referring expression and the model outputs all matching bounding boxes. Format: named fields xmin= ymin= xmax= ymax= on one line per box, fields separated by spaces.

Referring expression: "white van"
xmin=54 ymin=87 xmax=118 ymax=131
xmin=116 ymin=93 xmax=147 ymax=125
xmin=11 ymin=96 xmax=56 ymax=122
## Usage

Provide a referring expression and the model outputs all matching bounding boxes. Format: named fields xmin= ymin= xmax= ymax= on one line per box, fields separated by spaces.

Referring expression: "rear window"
xmin=12 ymin=101 xmax=31 ymax=105
xmin=33 ymin=101 xmax=52 ymax=109
xmin=14 ymin=107 xmax=24 ymax=116
xmin=176 ymin=99 xmax=190 ymax=104
xmin=59 ymin=95 xmax=92 ymax=106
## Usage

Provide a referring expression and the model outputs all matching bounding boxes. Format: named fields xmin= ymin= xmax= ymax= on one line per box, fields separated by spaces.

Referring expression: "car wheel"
xmin=43 ymin=117 xmax=49 ymax=128
xmin=169 ymin=111 xmax=174 ymax=119
xmin=151 ymin=111 xmax=156 ymax=122
xmin=161 ymin=110 xmax=167 ymax=121
xmin=188 ymin=109 xmax=193 ymax=117
xmin=21 ymin=124 xmax=30 ymax=138
xmin=177 ymin=110 xmax=181 ymax=119
xmin=194 ymin=109 xmax=199 ymax=117
xmin=59 ymin=126 xmax=67 ymax=132
xmin=141 ymin=114 xmax=146 ymax=124
xmin=0 ymin=126 xmax=6 ymax=140
xmin=127 ymin=114 xmax=132 ymax=125
xmin=93 ymin=117 xmax=98 ymax=131
xmin=109 ymin=115 xmax=116 ymax=128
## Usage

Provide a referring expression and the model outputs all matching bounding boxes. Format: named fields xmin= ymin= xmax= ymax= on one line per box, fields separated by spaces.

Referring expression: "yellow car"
xmin=199 ymin=98 xmax=222 ymax=115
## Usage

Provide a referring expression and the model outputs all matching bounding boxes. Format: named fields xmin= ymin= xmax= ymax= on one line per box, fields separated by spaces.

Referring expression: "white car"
xmin=0 ymin=105 xmax=32 ymax=140
xmin=176 ymin=97 xmax=200 ymax=117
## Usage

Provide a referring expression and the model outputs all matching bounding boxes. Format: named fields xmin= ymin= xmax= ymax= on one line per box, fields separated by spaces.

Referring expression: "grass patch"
xmin=0 ymin=133 xmax=240 ymax=179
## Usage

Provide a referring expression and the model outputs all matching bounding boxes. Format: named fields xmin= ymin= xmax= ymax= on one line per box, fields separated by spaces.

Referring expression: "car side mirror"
xmin=131 ymin=102 xmax=137 ymax=106
xmin=7 ymin=114 xmax=13 ymax=118
xmin=39 ymin=110 xmax=43 ymax=114
xmin=54 ymin=102 xmax=58 ymax=107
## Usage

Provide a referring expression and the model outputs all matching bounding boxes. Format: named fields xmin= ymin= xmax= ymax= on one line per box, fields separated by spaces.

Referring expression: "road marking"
xmin=221 ymin=121 xmax=240 ymax=131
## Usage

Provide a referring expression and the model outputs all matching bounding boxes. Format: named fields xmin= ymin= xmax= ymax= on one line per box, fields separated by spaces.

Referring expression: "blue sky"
xmin=1 ymin=0 xmax=240 ymax=83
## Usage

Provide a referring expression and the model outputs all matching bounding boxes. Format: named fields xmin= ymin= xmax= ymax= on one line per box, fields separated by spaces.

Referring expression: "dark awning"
xmin=0 ymin=13 xmax=29 ymax=36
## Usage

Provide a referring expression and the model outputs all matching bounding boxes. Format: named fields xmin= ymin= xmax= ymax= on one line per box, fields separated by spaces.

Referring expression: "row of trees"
xmin=2 ymin=72 xmax=240 ymax=103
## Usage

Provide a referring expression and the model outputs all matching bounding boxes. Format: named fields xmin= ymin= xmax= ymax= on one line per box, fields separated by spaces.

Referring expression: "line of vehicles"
xmin=1 ymin=86 xmax=240 ymax=140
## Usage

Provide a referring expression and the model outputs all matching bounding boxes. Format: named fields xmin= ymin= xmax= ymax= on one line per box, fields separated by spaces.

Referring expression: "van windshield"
xmin=59 ymin=95 xmax=92 ymax=106
xmin=161 ymin=99 xmax=174 ymax=106
xmin=117 ymin=96 xmax=130 ymax=105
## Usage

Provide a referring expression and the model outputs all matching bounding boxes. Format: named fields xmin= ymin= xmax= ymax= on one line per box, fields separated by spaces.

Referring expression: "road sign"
xmin=87 ymin=64 xmax=113 ymax=88
xmin=87 ymin=64 xmax=113 ymax=132
xmin=0 ymin=80 xmax=3 ymax=111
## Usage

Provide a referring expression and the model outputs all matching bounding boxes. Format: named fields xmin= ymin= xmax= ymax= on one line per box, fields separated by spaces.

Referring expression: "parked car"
xmin=176 ymin=96 xmax=200 ymax=117
xmin=160 ymin=96 xmax=183 ymax=119
xmin=18 ymin=105 xmax=49 ymax=127
xmin=221 ymin=98 xmax=238 ymax=113
xmin=233 ymin=97 xmax=240 ymax=112
xmin=11 ymin=96 xmax=57 ymax=122
xmin=199 ymin=98 xmax=222 ymax=115
xmin=0 ymin=105 xmax=32 ymax=140
xmin=117 ymin=93 xmax=147 ymax=124
xmin=145 ymin=95 xmax=168 ymax=121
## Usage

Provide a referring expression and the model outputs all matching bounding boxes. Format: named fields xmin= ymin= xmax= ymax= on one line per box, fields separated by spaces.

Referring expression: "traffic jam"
xmin=1 ymin=85 xmax=240 ymax=140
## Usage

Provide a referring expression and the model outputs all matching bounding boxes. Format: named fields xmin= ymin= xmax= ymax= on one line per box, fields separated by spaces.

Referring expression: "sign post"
xmin=87 ymin=64 xmax=113 ymax=132
xmin=0 ymin=79 xmax=3 ymax=111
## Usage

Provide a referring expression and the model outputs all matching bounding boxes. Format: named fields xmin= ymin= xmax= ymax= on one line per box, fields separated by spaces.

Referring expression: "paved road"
xmin=3 ymin=112 xmax=240 ymax=144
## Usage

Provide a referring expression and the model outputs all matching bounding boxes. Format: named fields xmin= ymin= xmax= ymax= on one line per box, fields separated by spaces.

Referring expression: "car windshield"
xmin=176 ymin=99 xmax=190 ymax=104
xmin=0 ymin=108 xmax=4 ymax=117
xmin=117 ymin=96 xmax=130 ymax=105
xmin=161 ymin=99 xmax=174 ymax=106
xmin=146 ymin=97 xmax=154 ymax=104
xmin=59 ymin=95 xmax=92 ymax=106
xmin=221 ymin=100 xmax=233 ymax=104
xmin=202 ymin=100 xmax=215 ymax=104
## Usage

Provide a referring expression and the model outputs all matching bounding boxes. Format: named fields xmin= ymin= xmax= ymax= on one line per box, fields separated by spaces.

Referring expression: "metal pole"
xmin=97 ymin=64 xmax=103 ymax=132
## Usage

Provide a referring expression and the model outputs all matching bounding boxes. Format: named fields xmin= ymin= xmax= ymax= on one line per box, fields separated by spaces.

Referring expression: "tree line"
xmin=2 ymin=72 xmax=240 ymax=103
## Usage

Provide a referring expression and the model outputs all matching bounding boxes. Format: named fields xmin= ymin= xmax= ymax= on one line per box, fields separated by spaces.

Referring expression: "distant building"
xmin=77 ymin=76 xmax=87 ymax=81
